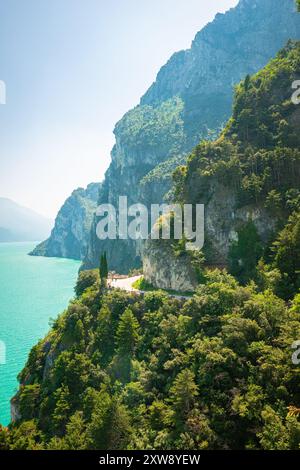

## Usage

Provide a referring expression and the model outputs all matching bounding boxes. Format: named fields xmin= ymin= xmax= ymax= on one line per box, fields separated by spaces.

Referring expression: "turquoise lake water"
xmin=0 ymin=242 xmax=81 ymax=425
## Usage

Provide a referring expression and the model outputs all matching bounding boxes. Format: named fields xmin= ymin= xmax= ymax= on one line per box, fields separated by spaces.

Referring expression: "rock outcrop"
xmin=30 ymin=183 xmax=101 ymax=260
xmin=143 ymin=240 xmax=198 ymax=292
xmin=83 ymin=0 xmax=300 ymax=273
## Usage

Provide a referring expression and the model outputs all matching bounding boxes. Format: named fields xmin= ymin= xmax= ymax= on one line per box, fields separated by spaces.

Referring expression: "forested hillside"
xmin=1 ymin=269 xmax=300 ymax=450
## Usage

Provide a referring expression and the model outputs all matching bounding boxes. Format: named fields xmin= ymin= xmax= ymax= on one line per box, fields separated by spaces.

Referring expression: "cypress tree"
xmin=103 ymin=252 xmax=108 ymax=279
xmin=99 ymin=252 xmax=108 ymax=288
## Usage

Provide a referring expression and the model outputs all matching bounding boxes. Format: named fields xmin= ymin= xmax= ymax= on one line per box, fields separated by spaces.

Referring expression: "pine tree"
xmin=110 ymin=308 xmax=140 ymax=383
xmin=52 ymin=384 xmax=71 ymax=434
xmin=116 ymin=308 xmax=140 ymax=356
xmin=169 ymin=369 xmax=198 ymax=422
xmin=64 ymin=411 xmax=87 ymax=450
xmin=95 ymin=306 xmax=115 ymax=367
xmin=88 ymin=392 xmax=132 ymax=450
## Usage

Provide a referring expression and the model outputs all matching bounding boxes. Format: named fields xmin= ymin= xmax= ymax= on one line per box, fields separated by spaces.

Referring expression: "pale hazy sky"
xmin=0 ymin=0 xmax=238 ymax=218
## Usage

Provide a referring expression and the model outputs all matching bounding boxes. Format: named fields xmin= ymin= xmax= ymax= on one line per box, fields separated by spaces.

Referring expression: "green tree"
xmin=53 ymin=352 xmax=92 ymax=400
xmin=87 ymin=389 xmax=132 ymax=450
xmin=229 ymin=221 xmax=263 ymax=284
xmin=19 ymin=384 xmax=40 ymax=421
xmin=75 ymin=269 xmax=99 ymax=297
xmin=0 ymin=425 xmax=10 ymax=450
xmin=111 ymin=308 xmax=140 ymax=383
xmin=99 ymin=252 xmax=109 ymax=288
xmin=52 ymin=384 xmax=71 ymax=434
xmin=244 ymin=74 xmax=251 ymax=91
xmin=63 ymin=411 xmax=87 ymax=450
xmin=190 ymin=249 xmax=206 ymax=283
xmin=9 ymin=421 xmax=44 ymax=450
xmin=94 ymin=305 xmax=115 ymax=367
xmin=180 ymin=409 xmax=215 ymax=450
xmin=272 ymin=212 xmax=300 ymax=299
xmin=265 ymin=189 xmax=282 ymax=214
xmin=291 ymin=293 xmax=300 ymax=313
xmin=116 ymin=308 xmax=140 ymax=356
xmin=169 ymin=369 xmax=198 ymax=422
xmin=258 ymin=407 xmax=290 ymax=450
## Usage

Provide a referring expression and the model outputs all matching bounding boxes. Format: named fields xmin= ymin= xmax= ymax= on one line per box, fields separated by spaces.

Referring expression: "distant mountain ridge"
xmin=0 ymin=197 xmax=53 ymax=242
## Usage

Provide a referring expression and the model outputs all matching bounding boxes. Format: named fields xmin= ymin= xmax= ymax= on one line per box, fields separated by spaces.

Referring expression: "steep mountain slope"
xmin=6 ymin=261 xmax=300 ymax=449
xmin=0 ymin=198 xmax=52 ymax=242
xmin=84 ymin=0 xmax=300 ymax=273
xmin=30 ymin=183 xmax=100 ymax=260
xmin=144 ymin=41 xmax=300 ymax=295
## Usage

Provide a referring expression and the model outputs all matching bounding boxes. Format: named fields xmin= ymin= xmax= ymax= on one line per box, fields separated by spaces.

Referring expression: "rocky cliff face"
xmin=143 ymin=186 xmax=276 ymax=292
xmin=143 ymin=240 xmax=198 ymax=292
xmin=30 ymin=183 xmax=101 ymax=261
xmin=141 ymin=0 xmax=299 ymax=146
xmin=83 ymin=0 xmax=300 ymax=274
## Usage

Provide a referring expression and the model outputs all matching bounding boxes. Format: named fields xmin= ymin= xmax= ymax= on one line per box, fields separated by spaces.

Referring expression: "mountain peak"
xmin=0 ymin=197 xmax=53 ymax=242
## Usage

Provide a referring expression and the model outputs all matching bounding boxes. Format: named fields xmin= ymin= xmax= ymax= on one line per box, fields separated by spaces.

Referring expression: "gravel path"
xmin=109 ymin=275 xmax=142 ymax=292
xmin=109 ymin=275 xmax=191 ymax=300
